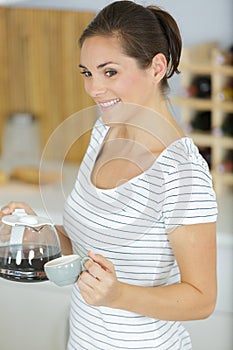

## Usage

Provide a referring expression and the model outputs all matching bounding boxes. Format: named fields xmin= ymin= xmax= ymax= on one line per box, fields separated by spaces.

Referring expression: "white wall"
xmin=147 ymin=0 xmax=233 ymax=48
xmin=2 ymin=0 xmax=233 ymax=48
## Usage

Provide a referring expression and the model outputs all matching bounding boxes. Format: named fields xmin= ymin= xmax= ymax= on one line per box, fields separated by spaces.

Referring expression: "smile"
xmin=99 ymin=98 xmax=121 ymax=108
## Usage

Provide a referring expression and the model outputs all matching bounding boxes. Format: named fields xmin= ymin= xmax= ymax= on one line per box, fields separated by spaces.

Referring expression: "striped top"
xmin=64 ymin=117 xmax=217 ymax=350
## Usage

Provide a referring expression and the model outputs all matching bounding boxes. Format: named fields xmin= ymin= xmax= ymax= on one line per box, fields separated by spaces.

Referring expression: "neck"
xmin=113 ymin=98 xmax=183 ymax=149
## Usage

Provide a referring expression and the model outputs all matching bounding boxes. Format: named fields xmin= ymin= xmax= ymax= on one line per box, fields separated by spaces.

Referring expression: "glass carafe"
xmin=0 ymin=209 xmax=61 ymax=282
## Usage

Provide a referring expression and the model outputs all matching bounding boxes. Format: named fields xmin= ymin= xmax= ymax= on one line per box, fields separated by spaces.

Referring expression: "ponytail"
xmin=147 ymin=6 xmax=182 ymax=79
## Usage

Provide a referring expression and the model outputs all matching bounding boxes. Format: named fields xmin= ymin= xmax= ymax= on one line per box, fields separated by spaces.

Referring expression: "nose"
xmin=85 ymin=76 xmax=107 ymax=98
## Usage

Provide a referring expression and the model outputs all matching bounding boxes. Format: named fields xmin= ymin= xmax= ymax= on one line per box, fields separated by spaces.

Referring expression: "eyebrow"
xmin=79 ymin=61 xmax=118 ymax=70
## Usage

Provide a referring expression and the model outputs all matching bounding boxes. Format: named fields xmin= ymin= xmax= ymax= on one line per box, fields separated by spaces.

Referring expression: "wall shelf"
xmin=172 ymin=42 xmax=233 ymax=194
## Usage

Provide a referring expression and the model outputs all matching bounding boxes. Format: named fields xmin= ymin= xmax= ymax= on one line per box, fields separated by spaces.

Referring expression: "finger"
xmin=88 ymin=251 xmax=114 ymax=273
xmin=0 ymin=201 xmax=36 ymax=216
xmin=84 ymin=260 xmax=107 ymax=280
xmin=77 ymin=276 xmax=93 ymax=296
xmin=78 ymin=270 xmax=98 ymax=288
xmin=0 ymin=205 xmax=12 ymax=222
xmin=77 ymin=278 xmax=101 ymax=307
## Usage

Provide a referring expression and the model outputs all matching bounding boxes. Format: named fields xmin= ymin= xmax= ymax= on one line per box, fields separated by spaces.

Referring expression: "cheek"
xmin=124 ymin=71 xmax=147 ymax=88
xmin=84 ymin=80 xmax=91 ymax=95
xmin=115 ymin=76 xmax=140 ymax=99
xmin=122 ymin=76 xmax=136 ymax=89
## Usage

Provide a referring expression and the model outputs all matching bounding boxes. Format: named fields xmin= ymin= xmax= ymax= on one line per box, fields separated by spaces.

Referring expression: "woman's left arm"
xmin=78 ymin=221 xmax=217 ymax=321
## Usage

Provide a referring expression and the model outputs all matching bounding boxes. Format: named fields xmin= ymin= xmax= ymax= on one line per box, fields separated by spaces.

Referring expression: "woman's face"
xmin=79 ymin=35 xmax=158 ymax=125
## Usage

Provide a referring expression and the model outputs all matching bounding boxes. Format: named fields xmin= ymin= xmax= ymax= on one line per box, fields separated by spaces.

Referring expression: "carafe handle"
xmin=13 ymin=209 xmax=27 ymax=217
xmin=10 ymin=209 xmax=28 ymax=245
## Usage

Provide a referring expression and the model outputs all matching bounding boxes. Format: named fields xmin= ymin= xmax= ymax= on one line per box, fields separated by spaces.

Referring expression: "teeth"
xmin=100 ymin=98 xmax=120 ymax=108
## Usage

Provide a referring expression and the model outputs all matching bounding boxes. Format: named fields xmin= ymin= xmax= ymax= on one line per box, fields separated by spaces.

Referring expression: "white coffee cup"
xmin=44 ymin=254 xmax=89 ymax=287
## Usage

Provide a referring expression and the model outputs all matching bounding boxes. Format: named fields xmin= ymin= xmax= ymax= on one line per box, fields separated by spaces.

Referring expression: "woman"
xmin=0 ymin=1 xmax=217 ymax=349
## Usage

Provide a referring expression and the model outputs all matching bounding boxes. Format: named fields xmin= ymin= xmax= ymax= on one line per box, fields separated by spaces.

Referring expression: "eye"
xmin=80 ymin=70 xmax=92 ymax=77
xmin=105 ymin=70 xmax=117 ymax=77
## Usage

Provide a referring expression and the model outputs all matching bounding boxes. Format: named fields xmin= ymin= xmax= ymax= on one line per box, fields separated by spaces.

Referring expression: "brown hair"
xmin=79 ymin=0 xmax=182 ymax=91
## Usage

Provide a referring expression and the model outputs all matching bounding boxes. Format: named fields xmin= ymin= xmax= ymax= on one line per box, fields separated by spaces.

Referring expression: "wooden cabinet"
xmin=172 ymin=43 xmax=233 ymax=194
xmin=0 ymin=8 xmax=95 ymax=164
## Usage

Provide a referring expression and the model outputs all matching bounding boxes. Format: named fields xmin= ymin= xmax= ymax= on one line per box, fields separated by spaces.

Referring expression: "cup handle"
xmin=81 ymin=256 xmax=91 ymax=271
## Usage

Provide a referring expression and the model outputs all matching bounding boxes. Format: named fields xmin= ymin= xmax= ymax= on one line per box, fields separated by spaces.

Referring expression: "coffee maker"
xmin=0 ymin=209 xmax=61 ymax=282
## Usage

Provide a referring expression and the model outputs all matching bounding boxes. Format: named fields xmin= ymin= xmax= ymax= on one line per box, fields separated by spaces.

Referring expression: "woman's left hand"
xmin=77 ymin=251 xmax=122 ymax=308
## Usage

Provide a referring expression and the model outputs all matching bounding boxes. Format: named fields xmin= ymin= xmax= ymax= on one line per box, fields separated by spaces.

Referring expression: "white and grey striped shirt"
xmin=64 ymin=118 xmax=217 ymax=350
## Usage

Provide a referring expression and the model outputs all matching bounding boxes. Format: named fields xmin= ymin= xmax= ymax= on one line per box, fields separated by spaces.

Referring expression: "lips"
xmin=98 ymin=98 xmax=121 ymax=109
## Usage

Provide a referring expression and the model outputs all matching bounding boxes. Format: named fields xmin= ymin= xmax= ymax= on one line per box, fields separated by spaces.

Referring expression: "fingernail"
xmin=2 ymin=208 xmax=10 ymax=214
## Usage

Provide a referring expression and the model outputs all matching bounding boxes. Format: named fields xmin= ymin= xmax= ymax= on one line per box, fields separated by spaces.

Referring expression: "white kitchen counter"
xmin=0 ymin=278 xmax=72 ymax=350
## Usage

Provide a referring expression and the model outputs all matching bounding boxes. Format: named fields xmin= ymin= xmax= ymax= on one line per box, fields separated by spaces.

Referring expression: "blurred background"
xmin=0 ymin=1 xmax=232 ymax=350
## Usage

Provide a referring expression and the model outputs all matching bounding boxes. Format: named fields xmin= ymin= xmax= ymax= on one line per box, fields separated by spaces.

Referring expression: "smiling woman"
xmin=61 ymin=1 xmax=217 ymax=349
xmin=0 ymin=1 xmax=218 ymax=350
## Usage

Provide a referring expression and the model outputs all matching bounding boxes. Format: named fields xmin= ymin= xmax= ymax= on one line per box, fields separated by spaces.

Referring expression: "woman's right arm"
xmin=0 ymin=201 xmax=73 ymax=255
xmin=55 ymin=225 xmax=73 ymax=255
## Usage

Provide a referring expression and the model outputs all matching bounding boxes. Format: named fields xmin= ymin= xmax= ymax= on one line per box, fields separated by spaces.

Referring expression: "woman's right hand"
xmin=0 ymin=201 xmax=36 ymax=222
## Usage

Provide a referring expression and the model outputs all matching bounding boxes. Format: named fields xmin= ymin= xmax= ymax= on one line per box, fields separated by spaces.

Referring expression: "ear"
xmin=150 ymin=53 xmax=167 ymax=83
